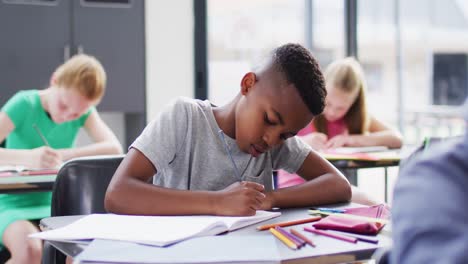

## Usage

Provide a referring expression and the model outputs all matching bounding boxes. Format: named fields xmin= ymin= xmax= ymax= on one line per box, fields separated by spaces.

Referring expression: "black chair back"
xmin=43 ymin=155 xmax=124 ymax=264
xmin=51 ymin=155 xmax=124 ymax=216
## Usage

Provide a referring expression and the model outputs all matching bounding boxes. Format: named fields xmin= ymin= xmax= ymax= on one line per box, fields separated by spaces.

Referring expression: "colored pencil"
xmin=423 ymin=137 xmax=431 ymax=152
xmin=308 ymin=210 xmax=388 ymax=225
xmin=269 ymin=227 xmax=297 ymax=250
xmin=274 ymin=226 xmax=304 ymax=248
xmin=326 ymin=230 xmax=379 ymax=244
xmin=0 ymin=171 xmax=14 ymax=177
xmin=311 ymin=207 xmax=345 ymax=213
xmin=32 ymin=124 xmax=50 ymax=147
xmin=290 ymin=228 xmax=316 ymax=247
xmin=20 ymin=169 xmax=59 ymax=176
xmin=303 ymin=227 xmax=357 ymax=243
xmin=257 ymin=216 xmax=322 ymax=231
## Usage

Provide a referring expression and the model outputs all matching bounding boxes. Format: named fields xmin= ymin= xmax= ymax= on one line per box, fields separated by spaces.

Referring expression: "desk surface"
xmin=40 ymin=205 xmax=392 ymax=264
xmin=0 ymin=174 xmax=56 ymax=194
xmin=324 ymin=147 xmax=419 ymax=169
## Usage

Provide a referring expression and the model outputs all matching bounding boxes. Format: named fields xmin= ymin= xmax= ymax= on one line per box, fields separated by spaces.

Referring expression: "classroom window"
xmin=357 ymin=0 xmax=398 ymax=128
xmin=310 ymin=0 xmax=345 ymax=66
xmin=207 ymin=0 xmax=345 ymax=105
xmin=358 ymin=0 xmax=468 ymax=143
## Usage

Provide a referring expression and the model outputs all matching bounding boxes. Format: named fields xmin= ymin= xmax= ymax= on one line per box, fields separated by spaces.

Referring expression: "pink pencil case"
xmin=312 ymin=204 xmax=390 ymax=235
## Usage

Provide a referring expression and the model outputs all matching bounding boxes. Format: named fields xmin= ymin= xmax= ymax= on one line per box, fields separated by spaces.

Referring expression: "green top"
xmin=0 ymin=90 xmax=93 ymax=245
xmin=2 ymin=90 xmax=92 ymax=149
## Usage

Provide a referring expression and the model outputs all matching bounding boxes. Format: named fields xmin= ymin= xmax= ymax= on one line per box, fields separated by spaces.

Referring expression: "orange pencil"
xmin=290 ymin=228 xmax=316 ymax=247
xmin=257 ymin=216 xmax=322 ymax=231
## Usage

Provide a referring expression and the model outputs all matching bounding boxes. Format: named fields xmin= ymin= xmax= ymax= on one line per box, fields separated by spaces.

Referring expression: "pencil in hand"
xmin=32 ymin=124 xmax=50 ymax=147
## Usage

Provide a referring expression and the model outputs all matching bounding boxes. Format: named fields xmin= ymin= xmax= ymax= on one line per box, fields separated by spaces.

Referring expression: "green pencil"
xmin=423 ymin=137 xmax=430 ymax=152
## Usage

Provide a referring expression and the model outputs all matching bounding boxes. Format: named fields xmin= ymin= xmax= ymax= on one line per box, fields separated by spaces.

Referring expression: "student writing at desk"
xmin=0 ymin=55 xmax=122 ymax=264
xmin=105 ymin=43 xmax=351 ymax=217
xmin=277 ymin=57 xmax=403 ymax=204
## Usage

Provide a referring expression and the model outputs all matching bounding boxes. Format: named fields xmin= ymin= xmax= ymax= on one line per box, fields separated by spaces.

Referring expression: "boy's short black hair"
xmin=270 ymin=43 xmax=326 ymax=116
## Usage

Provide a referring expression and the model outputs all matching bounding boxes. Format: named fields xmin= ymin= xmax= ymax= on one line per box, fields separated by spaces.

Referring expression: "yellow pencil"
xmin=269 ymin=227 xmax=297 ymax=250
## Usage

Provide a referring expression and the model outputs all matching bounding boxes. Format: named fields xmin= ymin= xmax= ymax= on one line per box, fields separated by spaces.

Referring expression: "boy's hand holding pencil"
xmin=214 ymin=181 xmax=266 ymax=216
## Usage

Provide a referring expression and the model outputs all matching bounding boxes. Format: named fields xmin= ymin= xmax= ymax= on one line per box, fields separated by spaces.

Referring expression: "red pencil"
xmin=257 ymin=216 xmax=322 ymax=231
xmin=290 ymin=228 xmax=316 ymax=247
xmin=20 ymin=169 xmax=58 ymax=176
xmin=303 ymin=227 xmax=357 ymax=243
xmin=0 ymin=171 xmax=14 ymax=177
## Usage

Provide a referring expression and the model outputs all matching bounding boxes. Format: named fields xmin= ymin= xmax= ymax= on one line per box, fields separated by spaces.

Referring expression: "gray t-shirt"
xmin=131 ymin=97 xmax=312 ymax=192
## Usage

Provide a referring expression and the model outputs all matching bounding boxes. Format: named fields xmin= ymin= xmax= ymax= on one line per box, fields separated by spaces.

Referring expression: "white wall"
xmin=77 ymin=1 xmax=195 ymax=147
xmin=75 ymin=112 xmax=126 ymax=147
xmin=145 ymin=0 xmax=195 ymax=122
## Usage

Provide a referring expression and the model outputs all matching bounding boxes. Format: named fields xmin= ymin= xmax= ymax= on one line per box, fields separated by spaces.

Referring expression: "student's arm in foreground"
xmin=264 ymin=150 xmax=351 ymax=209
xmin=57 ymin=111 xmax=123 ymax=161
xmin=105 ymin=148 xmax=266 ymax=216
xmin=0 ymin=112 xmax=61 ymax=168
xmin=326 ymin=116 xmax=403 ymax=149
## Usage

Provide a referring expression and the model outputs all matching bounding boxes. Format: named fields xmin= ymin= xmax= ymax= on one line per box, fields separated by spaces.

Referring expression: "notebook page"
xmin=330 ymin=146 xmax=389 ymax=154
xmin=222 ymin=210 xmax=281 ymax=231
xmin=30 ymin=214 xmax=228 ymax=247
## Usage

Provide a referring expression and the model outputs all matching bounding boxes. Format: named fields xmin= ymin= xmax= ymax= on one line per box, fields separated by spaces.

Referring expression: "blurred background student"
xmin=278 ymin=57 xmax=402 ymax=205
xmin=0 ymin=54 xmax=122 ymax=264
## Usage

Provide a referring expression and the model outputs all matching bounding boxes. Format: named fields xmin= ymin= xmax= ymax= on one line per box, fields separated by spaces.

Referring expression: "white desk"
xmin=39 ymin=204 xmax=392 ymax=264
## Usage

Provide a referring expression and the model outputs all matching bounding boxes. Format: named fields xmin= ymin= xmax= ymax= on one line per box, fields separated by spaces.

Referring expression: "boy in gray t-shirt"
xmin=106 ymin=43 xmax=351 ymax=216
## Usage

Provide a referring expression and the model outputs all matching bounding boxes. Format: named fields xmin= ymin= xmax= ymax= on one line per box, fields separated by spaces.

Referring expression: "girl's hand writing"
xmin=29 ymin=146 xmax=62 ymax=168
xmin=302 ymin=133 xmax=328 ymax=151
xmin=325 ymin=134 xmax=356 ymax=149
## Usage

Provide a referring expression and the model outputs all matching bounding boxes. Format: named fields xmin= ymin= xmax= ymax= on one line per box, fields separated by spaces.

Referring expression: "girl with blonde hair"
xmin=278 ymin=57 xmax=402 ymax=202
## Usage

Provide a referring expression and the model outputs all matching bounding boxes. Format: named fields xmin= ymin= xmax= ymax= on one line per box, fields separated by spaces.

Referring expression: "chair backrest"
xmin=51 ymin=155 xmax=124 ymax=216
xmin=45 ymin=156 xmax=124 ymax=264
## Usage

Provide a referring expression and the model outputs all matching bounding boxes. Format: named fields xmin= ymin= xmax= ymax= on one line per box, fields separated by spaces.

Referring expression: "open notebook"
xmin=30 ymin=211 xmax=281 ymax=247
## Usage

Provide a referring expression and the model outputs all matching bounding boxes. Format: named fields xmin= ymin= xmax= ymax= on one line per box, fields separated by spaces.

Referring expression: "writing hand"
xmin=30 ymin=146 xmax=62 ymax=168
xmin=325 ymin=135 xmax=354 ymax=149
xmin=214 ymin=181 xmax=266 ymax=216
xmin=302 ymin=133 xmax=328 ymax=151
